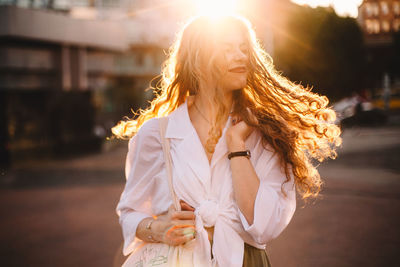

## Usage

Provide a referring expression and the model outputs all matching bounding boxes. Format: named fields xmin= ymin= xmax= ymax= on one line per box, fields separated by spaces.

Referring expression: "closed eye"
xmin=240 ymin=44 xmax=249 ymax=55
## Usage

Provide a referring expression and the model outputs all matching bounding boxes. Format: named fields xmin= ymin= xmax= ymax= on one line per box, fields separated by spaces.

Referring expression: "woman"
xmin=113 ymin=15 xmax=341 ymax=266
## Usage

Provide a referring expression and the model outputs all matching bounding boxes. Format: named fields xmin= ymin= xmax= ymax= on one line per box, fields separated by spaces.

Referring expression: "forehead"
xmin=218 ymin=26 xmax=247 ymax=46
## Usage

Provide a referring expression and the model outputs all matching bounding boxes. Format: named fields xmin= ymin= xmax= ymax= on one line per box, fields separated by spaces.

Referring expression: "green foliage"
xmin=274 ymin=6 xmax=366 ymax=101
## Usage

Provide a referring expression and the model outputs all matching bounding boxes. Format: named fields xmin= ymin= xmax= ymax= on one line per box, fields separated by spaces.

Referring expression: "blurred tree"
xmin=274 ymin=6 xmax=366 ymax=101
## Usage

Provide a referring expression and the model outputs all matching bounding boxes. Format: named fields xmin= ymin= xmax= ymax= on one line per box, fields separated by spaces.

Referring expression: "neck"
xmin=193 ymin=90 xmax=233 ymax=123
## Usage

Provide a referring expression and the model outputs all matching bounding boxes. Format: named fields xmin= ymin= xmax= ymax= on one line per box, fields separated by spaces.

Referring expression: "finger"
xmin=171 ymin=210 xmax=195 ymax=220
xmin=172 ymin=220 xmax=196 ymax=228
xmin=165 ymin=223 xmax=195 ymax=237
xmin=165 ymin=226 xmax=195 ymax=242
xmin=246 ymin=107 xmax=259 ymax=125
xmin=174 ymin=227 xmax=196 ymax=237
xmin=236 ymin=120 xmax=255 ymax=139
xmin=175 ymin=228 xmax=196 ymax=243
xmin=165 ymin=224 xmax=195 ymax=239
xmin=171 ymin=234 xmax=195 ymax=246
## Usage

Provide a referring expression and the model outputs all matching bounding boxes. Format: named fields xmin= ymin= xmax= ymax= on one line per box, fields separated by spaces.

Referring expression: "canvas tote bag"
xmin=122 ymin=117 xmax=196 ymax=267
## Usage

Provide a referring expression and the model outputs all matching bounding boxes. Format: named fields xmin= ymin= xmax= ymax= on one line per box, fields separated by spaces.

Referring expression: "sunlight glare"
xmin=291 ymin=0 xmax=363 ymax=17
xmin=194 ymin=0 xmax=239 ymax=17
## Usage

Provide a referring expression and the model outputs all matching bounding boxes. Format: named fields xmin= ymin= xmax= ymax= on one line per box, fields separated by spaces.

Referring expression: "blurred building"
xmin=0 ymin=2 xmax=167 ymax=165
xmin=358 ymin=0 xmax=400 ymax=43
xmin=357 ymin=0 xmax=400 ymax=103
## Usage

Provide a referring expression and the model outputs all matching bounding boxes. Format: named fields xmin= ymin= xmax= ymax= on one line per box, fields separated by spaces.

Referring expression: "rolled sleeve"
xmin=116 ymin=118 xmax=169 ymax=255
xmin=238 ymin=146 xmax=296 ymax=244
xmin=119 ymin=210 xmax=151 ymax=255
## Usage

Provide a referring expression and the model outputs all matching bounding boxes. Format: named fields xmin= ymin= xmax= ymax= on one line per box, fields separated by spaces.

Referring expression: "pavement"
xmin=266 ymin=126 xmax=400 ymax=267
xmin=0 ymin=126 xmax=399 ymax=267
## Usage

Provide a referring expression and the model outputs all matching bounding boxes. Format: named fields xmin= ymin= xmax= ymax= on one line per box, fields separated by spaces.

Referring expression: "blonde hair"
xmin=112 ymin=15 xmax=341 ymax=199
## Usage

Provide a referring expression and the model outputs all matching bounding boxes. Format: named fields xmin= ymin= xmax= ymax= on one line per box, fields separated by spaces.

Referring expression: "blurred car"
xmin=333 ymin=95 xmax=387 ymax=128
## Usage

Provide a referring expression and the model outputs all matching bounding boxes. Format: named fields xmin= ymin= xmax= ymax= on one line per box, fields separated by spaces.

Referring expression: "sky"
xmin=291 ymin=0 xmax=364 ymax=17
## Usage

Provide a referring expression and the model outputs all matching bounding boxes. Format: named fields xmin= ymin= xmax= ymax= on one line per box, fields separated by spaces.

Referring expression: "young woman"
xmin=113 ymin=15 xmax=341 ymax=267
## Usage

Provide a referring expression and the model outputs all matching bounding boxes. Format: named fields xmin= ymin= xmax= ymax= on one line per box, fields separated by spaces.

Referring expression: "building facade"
xmin=0 ymin=4 xmax=165 ymax=167
xmin=357 ymin=0 xmax=400 ymax=104
xmin=358 ymin=0 xmax=400 ymax=44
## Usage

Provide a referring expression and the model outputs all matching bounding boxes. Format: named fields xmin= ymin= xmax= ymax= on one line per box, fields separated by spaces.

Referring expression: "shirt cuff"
xmin=237 ymin=184 xmax=280 ymax=244
xmin=121 ymin=211 xmax=151 ymax=256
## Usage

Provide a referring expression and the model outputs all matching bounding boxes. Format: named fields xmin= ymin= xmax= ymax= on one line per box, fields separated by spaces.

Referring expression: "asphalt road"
xmin=1 ymin=126 xmax=399 ymax=267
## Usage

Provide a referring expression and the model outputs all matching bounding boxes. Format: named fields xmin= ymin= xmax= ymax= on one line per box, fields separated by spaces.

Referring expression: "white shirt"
xmin=116 ymin=99 xmax=296 ymax=267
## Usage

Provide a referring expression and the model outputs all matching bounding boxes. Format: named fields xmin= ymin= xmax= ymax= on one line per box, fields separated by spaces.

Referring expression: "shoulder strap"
xmin=158 ymin=117 xmax=181 ymax=212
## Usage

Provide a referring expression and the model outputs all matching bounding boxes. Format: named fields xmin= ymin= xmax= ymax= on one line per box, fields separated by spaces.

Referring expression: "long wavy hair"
xmin=112 ymin=15 xmax=341 ymax=200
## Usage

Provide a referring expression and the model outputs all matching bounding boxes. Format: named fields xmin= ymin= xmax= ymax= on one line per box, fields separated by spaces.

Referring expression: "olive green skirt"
xmin=242 ymin=243 xmax=271 ymax=267
xmin=209 ymin=240 xmax=271 ymax=267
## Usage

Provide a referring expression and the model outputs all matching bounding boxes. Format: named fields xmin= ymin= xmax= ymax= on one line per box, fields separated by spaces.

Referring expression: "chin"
xmin=231 ymin=80 xmax=247 ymax=90
xmin=223 ymin=76 xmax=247 ymax=91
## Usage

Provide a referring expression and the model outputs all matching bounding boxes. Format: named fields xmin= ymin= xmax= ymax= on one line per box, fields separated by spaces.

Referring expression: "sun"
xmin=193 ymin=0 xmax=239 ymax=18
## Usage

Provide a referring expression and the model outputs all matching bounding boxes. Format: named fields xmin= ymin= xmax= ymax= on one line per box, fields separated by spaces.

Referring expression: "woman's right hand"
xmin=152 ymin=203 xmax=196 ymax=246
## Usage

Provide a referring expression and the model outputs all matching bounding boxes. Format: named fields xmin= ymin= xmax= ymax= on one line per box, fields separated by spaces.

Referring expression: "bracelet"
xmin=228 ymin=150 xmax=251 ymax=160
xmin=145 ymin=219 xmax=154 ymax=230
xmin=145 ymin=219 xmax=156 ymax=242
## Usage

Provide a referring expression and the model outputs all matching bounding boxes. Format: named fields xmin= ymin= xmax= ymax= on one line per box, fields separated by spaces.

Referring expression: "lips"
xmin=228 ymin=66 xmax=247 ymax=73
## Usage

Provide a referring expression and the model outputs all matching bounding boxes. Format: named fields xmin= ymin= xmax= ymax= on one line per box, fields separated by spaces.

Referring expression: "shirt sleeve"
xmin=116 ymin=118 xmax=170 ymax=256
xmin=238 ymin=137 xmax=297 ymax=245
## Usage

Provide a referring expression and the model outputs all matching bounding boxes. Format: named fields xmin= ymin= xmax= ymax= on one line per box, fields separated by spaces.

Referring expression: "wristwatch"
xmin=228 ymin=150 xmax=251 ymax=160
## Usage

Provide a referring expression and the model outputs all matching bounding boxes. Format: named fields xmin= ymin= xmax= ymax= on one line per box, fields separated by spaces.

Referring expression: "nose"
xmin=234 ymin=47 xmax=248 ymax=62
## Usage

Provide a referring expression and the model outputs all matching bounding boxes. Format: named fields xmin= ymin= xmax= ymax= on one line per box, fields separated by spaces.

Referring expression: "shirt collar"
xmin=164 ymin=98 xmax=232 ymax=140
xmin=165 ymin=98 xmax=192 ymax=139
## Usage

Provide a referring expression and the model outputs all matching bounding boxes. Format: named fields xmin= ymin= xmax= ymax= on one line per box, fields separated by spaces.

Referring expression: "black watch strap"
xmin=228 ymin=150 xmax=251 ymax=160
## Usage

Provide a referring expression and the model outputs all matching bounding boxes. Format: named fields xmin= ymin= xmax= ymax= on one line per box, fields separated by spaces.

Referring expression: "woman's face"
xmin=214 ymin=27 xmax=249 ymax=92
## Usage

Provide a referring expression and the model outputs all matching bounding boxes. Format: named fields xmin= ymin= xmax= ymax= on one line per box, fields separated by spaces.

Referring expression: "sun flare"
xmin=194 ymin=0 xmax=239 ymax=17
xmin=291 ymin=0 xmax=363 ymax=17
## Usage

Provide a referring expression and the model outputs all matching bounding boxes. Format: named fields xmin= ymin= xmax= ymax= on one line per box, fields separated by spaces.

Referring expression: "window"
xmin=366 ymin=20 xmax=375 ymax=33
xmin=365 ymin=3 xmax=373 ymax=17
xmin=380 ymin=1 xmax=389 ymax=15
xmin=394 ymin=2 xmax=400 ymax=15
xmin=374 ymin=20 xmax=381 ymax=33
xmin=394 ymin=19 xmax=400 ymax=31
xmin=136 ymin=52 xmax=144 ymax=66
xmin=366 ymin=20 xmax=373 ymax=33
xmin=366 ymin=19 xmax=381 ymax=34
xmin=373 ymin=3 xmax=380 ymax=16
xmin=382 ymin=20 xmax=390 ymax=32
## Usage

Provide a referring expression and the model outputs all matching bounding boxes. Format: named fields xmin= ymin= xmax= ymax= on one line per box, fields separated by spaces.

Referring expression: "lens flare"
xmin=194 ymin=0 xmax=239 ymax=17
xmin=291 ymin=0 xmax=363 ymax=17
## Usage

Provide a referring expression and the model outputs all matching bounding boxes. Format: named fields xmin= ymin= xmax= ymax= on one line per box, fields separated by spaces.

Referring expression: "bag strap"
xmin=158 ymin=117 xmax=181 ymax=212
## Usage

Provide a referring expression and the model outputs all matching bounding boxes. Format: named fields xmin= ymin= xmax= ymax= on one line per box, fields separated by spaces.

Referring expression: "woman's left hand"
xmin=226 ymin=108 xmax=258 ymax=152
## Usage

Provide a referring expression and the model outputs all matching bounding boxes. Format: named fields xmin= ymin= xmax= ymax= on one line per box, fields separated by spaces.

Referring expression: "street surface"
xmin=1 ymin=126 xmax=399 ymax=267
